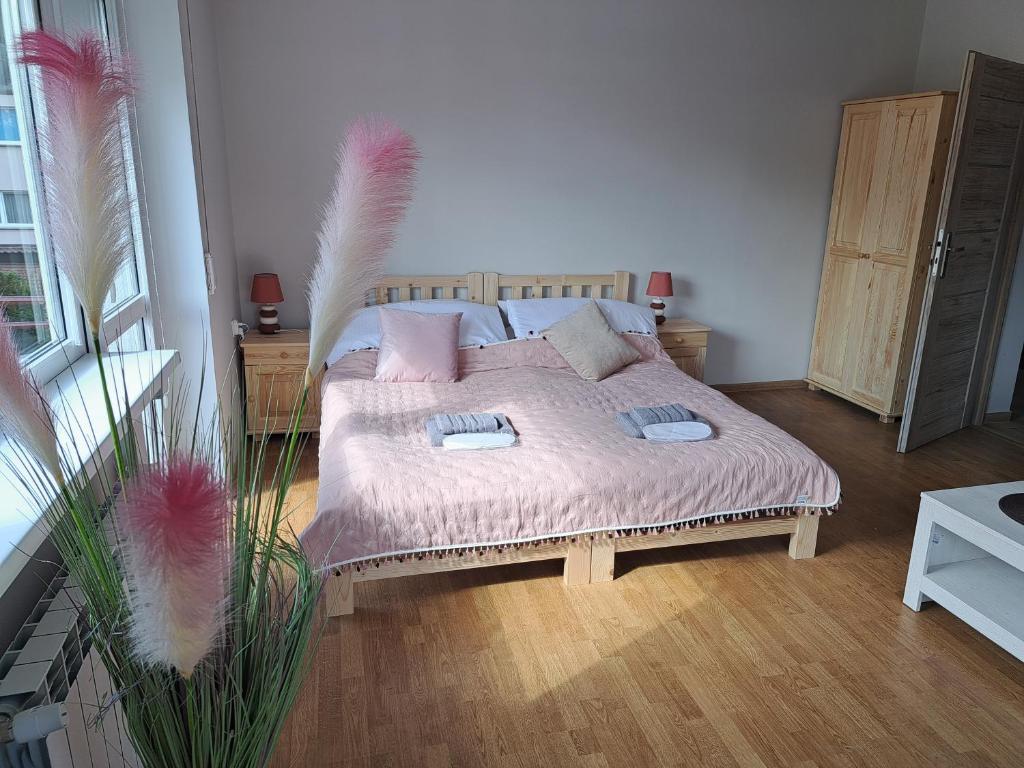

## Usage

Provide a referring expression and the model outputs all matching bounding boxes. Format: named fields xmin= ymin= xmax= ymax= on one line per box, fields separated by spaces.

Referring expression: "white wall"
xmin=122 ymin=0 xmax=217 ymax=425
xmin=915 ymin=0 xmax=1024 ymax=414
xmin=179 ymin=0 xmax=243 ymax=414
xmin=213 ymin=0 xmax=926 ymax=385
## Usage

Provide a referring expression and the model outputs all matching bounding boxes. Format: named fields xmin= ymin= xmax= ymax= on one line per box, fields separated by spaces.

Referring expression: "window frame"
xmin=5 ymin=0 xmax=153 ymax=382
xmin=96 ymin=0 xmax=151 ymax=353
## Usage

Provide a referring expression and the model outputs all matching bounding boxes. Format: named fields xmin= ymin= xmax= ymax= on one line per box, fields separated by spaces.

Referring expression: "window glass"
xmin=0 ymin=32 xmax=10 ymax=96
xmin=107 ymin=318 xmax=145 ymax=354
xmin=2 ymin=190 xmax=31 ymax=223
xmin=0 ymin=107 xmax=17 ymax=141
xmin=0 ymin=9 xmax=57 ymax=358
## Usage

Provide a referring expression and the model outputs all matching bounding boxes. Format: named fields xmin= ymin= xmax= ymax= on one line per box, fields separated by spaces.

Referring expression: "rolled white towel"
xmin=442 ymin=432 xmax=518 ymax=450
xmin=642 ymin=421 xmax=714 ymax=443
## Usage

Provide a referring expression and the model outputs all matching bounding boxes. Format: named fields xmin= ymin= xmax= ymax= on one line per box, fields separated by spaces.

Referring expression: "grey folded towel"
xmin=631 ymin=403 xmax=695 ymax=426
xmin=616 ymin=403 xmax=701 ymax=439
xmin=425 ymin=412 xmax=516 ymax=447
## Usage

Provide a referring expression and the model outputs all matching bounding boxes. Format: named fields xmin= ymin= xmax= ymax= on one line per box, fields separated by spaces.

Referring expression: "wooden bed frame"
xmin=324 ymin=272 xmax=821 ymax=616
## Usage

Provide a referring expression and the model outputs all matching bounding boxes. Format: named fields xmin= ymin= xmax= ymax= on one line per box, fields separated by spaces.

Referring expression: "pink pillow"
xmin=375 ymin=309 xmax=463 ymax=382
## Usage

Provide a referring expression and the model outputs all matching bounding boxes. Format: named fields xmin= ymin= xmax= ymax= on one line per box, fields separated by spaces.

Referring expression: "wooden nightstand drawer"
xmin=656 ymin=318 xmax=710 ymax=382
xmin=242 ymin=345 xmax=308 ymax=364
xmin=660 ymin=330 xmax=708 ymax=350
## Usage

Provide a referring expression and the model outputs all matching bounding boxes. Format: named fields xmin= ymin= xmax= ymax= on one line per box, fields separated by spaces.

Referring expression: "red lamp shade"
xmin=250 ymin=273 xmax=284 ymax=304
xmin=646 ymin=271 xmax=673 ymax=297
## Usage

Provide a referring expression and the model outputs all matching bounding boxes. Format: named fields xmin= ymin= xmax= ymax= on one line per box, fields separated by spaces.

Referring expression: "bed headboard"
xmin=370 ymin=271 xmax=630 ymax=306
xmin=483 ymin=272 xmax=629 ymax=304
xmin=372 ymin=273 xmax=485 ymax=304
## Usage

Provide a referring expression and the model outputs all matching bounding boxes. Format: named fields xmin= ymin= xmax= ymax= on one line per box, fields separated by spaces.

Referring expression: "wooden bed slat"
xmin=326 ymin=515 xmax=819 ymax=617
xmin=370 ymin=273 xmax=485 ymax=305
xmin=482 ymin=271 xmax=630 ymax=304
xmin=788 ymin=514 xmax=819 ymax=559
xmin=352 ymin=541 xmax=570 ymax=582
xmin=563 ymin=539 xmax=592 ymax=585
xmin=612 ymin=517 xmax=799 ymax=553
xmin=375 ymin=272 xmax=630 ymax=305
xmin=590 ymin=538 xmax=616 ymax=582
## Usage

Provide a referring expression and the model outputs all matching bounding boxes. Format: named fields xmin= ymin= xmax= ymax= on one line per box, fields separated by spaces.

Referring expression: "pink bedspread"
xmin=301 ymin=336 xmax=840 ymax=570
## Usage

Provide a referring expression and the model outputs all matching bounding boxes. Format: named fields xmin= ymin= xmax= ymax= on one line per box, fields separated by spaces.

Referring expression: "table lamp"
xmin=250 ymin=273 xmax=284 ymax=334
xmin=646 ymin=271 xmax=673 ymax=325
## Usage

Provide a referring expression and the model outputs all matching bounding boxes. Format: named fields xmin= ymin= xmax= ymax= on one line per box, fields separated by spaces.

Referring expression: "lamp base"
xmin=258 ymin=304 xmax=280 ymax=334
xmin=650 ymin=299 xmax=666 ymax=325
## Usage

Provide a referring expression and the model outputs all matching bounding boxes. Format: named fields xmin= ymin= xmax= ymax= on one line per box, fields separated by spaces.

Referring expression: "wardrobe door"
xmin=845 ymin=97 xmax=946 ymax=411
xmin=808 ymin=102 xmax=885 ymax=390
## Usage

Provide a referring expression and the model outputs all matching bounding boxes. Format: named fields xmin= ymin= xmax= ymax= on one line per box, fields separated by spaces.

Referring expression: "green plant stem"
xmin=93 ymin=331 xmax=127 ymax=485
xmin=251 ymin=384 xmax=309 ymax=617
xmin=277 ymin=386 xmax=309 ymax=508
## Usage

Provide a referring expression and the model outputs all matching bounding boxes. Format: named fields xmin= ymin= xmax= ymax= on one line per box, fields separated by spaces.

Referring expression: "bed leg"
xmin=590 ymin=537 xmax=616 ymax=582
xmin=564 ymin=538 xmax=592 ymax=585
xmin=325 ymin=570 xmax=354 ymax=617
xmin=788 ymin=514 xmax=819 ymax=560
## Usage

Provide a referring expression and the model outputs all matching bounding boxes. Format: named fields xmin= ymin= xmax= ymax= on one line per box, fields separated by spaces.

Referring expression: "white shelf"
xmin=922 ymin=556 xmax=1024 ymax=659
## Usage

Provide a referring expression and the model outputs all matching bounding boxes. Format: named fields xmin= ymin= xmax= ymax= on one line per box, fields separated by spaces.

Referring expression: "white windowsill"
xmin=0 ymin=348 xmax=178 ymax=597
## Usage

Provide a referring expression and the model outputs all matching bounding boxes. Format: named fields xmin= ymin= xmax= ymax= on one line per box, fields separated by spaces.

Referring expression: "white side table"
xmin=904 ymin=481 xmax=1024 ymax=661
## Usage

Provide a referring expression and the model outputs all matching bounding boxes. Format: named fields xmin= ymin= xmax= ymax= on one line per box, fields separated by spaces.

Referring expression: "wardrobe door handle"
xmin=938 ymin=231 xmax=953 ymax=279
xmin=932 ymin=228 xmax=951 ymax=277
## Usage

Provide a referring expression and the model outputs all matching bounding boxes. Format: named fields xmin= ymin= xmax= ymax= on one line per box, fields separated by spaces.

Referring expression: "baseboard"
xmin=984 ymin=411 xmax=1013 ymax=423
xmin=714 ymin=380 xmax=806 ymax=394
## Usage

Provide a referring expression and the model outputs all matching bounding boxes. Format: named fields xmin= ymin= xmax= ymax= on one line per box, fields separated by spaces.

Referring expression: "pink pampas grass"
xmin=306 ymin=117 xmax=420 ymax=384
xmin=17 ymin=31 xmax=135 ymax=336
xmin=0 ymin=315 xmax=61 ymax=482
xmin=119 ymin=458 xmax=229 ymax=678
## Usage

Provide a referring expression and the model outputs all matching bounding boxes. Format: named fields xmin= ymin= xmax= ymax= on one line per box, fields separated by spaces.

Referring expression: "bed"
xmin=301 ymin=272 xmax=841 ymax=616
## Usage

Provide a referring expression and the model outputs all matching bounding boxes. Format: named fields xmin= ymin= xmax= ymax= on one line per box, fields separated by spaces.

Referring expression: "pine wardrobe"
xmin=807 ymin=91 xmax=958 ymax=422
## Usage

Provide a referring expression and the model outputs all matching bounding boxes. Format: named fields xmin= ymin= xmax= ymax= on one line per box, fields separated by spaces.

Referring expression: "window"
xmin=0 ymin=33 xmax=10 ymax=96
xmin=0 ymin=245 xmax=48 ymax=353
xmin=0 ymin=0 xmax=150 ymax=379
xmin=0 ymin=191 xmax=30 ymax=224
xmin=0 ymin=3 xmax=67 ymax=364
xmin=0 ymin=107 xmax=18 ymax=141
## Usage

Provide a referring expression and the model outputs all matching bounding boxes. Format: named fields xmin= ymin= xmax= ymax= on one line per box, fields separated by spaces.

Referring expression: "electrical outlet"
xmin=231 ymin=320 xmax=248 ymax=338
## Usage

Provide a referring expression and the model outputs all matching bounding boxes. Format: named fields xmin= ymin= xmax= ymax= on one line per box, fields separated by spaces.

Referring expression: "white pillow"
xmin=498 ymin=298 xmax=656 ymax=339
xmin=325 ymin=300 xmax=507 ymax=366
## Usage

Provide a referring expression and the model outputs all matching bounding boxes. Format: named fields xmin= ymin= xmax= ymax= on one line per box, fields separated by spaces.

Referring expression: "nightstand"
xmin=657 ymin=318 xmax=710 ymax=381
xmin=239 ymin=329 xmax=321 ymax=435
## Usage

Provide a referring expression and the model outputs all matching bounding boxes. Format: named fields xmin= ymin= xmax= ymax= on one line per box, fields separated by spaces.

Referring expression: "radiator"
xmin=0 ymin=572 xmax=139 ymax=768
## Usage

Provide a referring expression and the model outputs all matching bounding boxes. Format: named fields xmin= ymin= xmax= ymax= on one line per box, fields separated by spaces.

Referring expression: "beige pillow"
xmin=542 ymin=301 xmax=640 ymax=381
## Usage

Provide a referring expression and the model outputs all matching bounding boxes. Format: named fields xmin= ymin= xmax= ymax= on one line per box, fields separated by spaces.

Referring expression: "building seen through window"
xmin=0 ymin=19 xmax=50 ymax=355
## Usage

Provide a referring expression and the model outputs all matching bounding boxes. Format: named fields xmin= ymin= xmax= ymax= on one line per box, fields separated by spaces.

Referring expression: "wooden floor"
xmin=982 ymin=416 xmax=1024 ymax=449
xmin=272 ymin=388 xmax=1024 ymax=768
